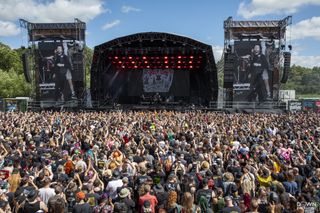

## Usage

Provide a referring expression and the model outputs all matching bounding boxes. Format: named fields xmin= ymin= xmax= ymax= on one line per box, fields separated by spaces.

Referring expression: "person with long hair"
xmin=165 ymin=191 xmax=181 ymax=213
xmin=181 ymin=192 xmax=200 ymax=213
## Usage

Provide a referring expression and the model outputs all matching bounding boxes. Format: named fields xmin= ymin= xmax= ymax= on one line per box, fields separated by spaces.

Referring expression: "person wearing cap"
xmin=221 ymin=196 xmax=241 ymax=213
xmin=20 ymin=189 xmax=48 ymax=213
xmin=115 ymin=176 xmax=131 ymax=195
xmin=72 ymin=191 xmax=92 ymax=213
xmin=114 ymin=188 xmax=135 ymax=213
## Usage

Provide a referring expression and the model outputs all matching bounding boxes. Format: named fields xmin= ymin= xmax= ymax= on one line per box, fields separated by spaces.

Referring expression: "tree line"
xmin=0 ymin=42 xmax=319 ymax=98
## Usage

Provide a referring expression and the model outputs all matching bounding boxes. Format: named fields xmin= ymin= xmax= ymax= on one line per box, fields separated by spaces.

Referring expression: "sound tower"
xmin=223 ymin=52 xmax=236 ymax=88
xmin=21 ymin=53 xmax=32 ymax=83
xmin=71 ymin=53 xmax=84 ymax=81
xmin=281 ymin=52 xmax=291 ymax=83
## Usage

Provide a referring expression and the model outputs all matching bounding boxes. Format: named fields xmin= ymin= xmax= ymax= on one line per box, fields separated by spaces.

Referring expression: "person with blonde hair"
xmin=240 ymin=165 xmax=255 ymax=197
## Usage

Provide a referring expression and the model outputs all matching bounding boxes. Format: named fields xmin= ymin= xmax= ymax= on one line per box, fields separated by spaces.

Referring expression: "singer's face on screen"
xmin=56 ymin=46 xmax=63 ymax=55
xmin=253 ymin=45 xmax=260 ymax=55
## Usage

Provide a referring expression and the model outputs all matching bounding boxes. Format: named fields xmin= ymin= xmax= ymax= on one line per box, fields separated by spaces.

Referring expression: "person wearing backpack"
xmin=195 ymin=178 xmax=215 ymax=210
xmin=152 ymin=183 xmax=167 ymax=211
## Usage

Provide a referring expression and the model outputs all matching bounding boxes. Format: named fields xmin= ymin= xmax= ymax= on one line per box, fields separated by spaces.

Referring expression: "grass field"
xmin=296 ymin=94 xmax=320 ymax=99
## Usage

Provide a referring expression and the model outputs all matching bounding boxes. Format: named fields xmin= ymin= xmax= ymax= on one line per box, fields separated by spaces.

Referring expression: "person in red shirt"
xmin=138 ymin=185 xmax=158 ymax=213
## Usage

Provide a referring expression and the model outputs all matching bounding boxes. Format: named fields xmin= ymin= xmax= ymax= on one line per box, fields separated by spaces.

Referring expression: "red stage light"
xmin=165 ymin=66 xmax=169 ymax=69
xmin=122 ymin=66 xmax=125 ymax=68
xmin=114 ymin=56 xmax=118 ymax=59
xmin=164 ymin=61 xmax=168 ymax=64
xmin=178 ymin=56 xmax=182 ymax=59
xmin=142 ymin=56 xmax=147 ymax=60
xmin=144 ymin=61 xmax=148 ymax=64
xmin=118 ymin=61 xmax=122 ymax=64
xmin=189 ymin=61 xmax=193 ymax=64
xmin=190 ymin=65 xmax=193 ymax=69
xmin=178 ymin=66 xmax=181 ymax=69
xmin=178 ymin=61 xmax=181 ymax=64
xmin=147 ymin=65 xmax=150 ymax=68
xmin=164 ymin=56 xmax=168 ymax=59
xmin=134 ymin=65 xmax=138 ymax=68
xmin=129 ymin=56 xmax=132 ymax=59
xmin=190 ymin=56 xmax=194 ymax=59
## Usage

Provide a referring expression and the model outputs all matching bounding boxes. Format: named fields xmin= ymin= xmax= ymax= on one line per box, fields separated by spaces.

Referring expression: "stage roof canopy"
xmin=224 ymin=16 xmax=292 ymax=40
xmin=92 ymin=32 xmax=217 ymax=71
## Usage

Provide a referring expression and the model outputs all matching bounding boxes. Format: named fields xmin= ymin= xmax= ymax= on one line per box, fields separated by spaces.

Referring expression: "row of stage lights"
xmin=108 ymin=55 xmax=203 ymax=70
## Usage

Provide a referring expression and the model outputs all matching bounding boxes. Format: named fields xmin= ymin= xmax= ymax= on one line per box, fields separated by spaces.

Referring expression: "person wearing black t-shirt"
xmin=221 ymin=196 xmax=241 ymax=213
xmin=248 ymin=44 xmax=270 ymax=102
xmin=195 ymin=178 xmax=215 ymax=209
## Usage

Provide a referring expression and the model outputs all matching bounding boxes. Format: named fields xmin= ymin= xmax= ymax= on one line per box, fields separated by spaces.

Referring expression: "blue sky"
xmin=0 ymin=0 xmax=319 ymax=67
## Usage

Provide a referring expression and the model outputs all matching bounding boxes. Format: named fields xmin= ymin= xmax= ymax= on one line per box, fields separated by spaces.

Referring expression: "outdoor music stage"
xmin=90 ymin=32 xmax=218 ymax=107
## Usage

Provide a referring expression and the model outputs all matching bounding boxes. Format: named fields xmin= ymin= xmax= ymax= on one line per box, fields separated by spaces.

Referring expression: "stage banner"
xmin=143 ymin=69 xmax=174 ymax=93
xmin=302 ymin=99 xmax=315 ymax=111
xmin=288 ymin=100 xmax=302 ymax=111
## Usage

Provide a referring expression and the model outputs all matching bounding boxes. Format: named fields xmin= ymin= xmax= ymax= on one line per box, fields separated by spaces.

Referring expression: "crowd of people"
xmin=0 ymin=110 xmax=319 ymax=213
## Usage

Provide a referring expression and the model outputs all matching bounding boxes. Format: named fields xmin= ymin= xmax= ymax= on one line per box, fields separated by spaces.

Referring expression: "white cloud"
xmin=0 ymin=21 xmax=20 ymax=36
xmin=121 ymin=5 xmax=141 ymax=13
xmin=290 ymin=16 xmax=320 ymax=40
xmin=0 ymin=0 xmax=105 ymax=23
xmin=237 ymin=0 xmax=320 ymax=18
xmin=102 ymin=20 xmax=120 ymax=30
xmin=291 ymin=54 xmax=320 ymax=68
xmin=212 ymin=45 xmax=224 ymax=61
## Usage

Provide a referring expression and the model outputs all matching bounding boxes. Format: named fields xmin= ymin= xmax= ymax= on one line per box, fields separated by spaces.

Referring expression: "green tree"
xmin=0 ymin=69 xmax=32 ymax=97
xmin=0 ymin=43 xmax=22 ymax=73
xmin=0 ymin=43 xmax=32 ymax=97
xmin=282 ymin=65 xmax=320 ymax=95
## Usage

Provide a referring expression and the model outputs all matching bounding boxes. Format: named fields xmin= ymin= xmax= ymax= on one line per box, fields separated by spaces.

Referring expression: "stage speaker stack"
xmin=72 ymin=53 xmax=85 ymax=81
xmin=281 ymin=51 xmax=291 ymax=83
xmin=22 ymin=53 xmax=32 ymax=83
xmin=223 ymin=52 xmax=236 ymax=88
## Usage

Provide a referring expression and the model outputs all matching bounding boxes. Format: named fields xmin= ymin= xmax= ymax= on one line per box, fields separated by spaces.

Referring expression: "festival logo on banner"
xmin=143 ymin=69 xmax=174 ymax=93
